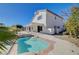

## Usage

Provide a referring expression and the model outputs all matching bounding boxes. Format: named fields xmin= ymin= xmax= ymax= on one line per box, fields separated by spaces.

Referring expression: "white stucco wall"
xmin=32 ymin=10 xmax=46 ymax=26
xmin=46 ymin=11 xmax=64 ymax=33
xmin=46 ymin=11 xmax=55 ymax=28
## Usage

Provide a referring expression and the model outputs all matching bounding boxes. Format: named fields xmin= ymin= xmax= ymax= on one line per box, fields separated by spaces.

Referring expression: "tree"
xmin=0 ymin=26 xmax=17 ymax=53
xmin=65 ymin=7 xmax=79 ymax=38
xmin=15 ymin=25 xmax=23 ymax=29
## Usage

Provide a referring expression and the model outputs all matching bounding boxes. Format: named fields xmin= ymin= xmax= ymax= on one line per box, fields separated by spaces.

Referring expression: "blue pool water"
xmin=17 ymin=37 xmax=48 ymax=54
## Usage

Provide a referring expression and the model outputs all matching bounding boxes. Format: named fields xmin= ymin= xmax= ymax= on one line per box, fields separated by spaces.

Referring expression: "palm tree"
xmin=0 ymin=26 xmax=17 ymax=53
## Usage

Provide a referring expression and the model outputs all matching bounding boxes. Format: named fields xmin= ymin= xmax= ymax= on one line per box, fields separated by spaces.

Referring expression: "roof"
xmin=46 ymin=9 xmax=64 ymax=19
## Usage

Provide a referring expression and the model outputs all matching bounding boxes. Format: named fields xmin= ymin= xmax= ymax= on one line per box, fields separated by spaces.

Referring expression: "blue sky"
xmin=0 ymin=3 xmax=79 ymax=26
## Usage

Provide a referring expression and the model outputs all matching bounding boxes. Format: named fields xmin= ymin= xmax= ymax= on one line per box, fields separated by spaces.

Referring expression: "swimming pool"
xmin=17 ymin=37 xmax=48 ymax=54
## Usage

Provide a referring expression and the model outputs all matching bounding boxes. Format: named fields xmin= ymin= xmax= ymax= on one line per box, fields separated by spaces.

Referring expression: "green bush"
xmin=65 ymin=7 xmax=79 ymax=38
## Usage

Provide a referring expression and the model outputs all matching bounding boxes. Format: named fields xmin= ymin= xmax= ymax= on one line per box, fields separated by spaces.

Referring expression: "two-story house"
xmin=26 ymin=9 xmax=64 ymax=34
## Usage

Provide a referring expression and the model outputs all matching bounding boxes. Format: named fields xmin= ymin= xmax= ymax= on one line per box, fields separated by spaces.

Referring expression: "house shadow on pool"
xmin=17 ymin=37 xmax=32 ymax=54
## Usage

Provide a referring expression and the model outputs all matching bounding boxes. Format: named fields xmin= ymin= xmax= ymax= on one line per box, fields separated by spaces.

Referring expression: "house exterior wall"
xmin=32 ymin=10 xmax=46 ymax=26
xmin=46 ymin=10 xmax=64 ymax=34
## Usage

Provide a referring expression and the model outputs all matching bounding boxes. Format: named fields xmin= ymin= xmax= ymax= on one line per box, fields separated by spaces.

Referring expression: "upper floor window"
xmin=38 ymin=15 xmax=42 ymax=20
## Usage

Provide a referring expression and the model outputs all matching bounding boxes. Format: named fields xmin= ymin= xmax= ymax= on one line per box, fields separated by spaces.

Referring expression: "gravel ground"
xmin=54 ymin=35 xmax=79 ymax=47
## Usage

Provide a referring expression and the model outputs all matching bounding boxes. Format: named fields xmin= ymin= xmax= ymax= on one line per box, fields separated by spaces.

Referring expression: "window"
xmin=38 ymin=15 xmax=42 ymax=20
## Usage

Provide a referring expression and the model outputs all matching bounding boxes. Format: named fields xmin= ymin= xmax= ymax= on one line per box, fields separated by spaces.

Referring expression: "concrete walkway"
xmin=30 ymin=32 xmax=79 ymax=55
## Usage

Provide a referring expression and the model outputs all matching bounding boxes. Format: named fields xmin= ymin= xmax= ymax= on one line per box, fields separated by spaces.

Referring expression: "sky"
xmin=0 ymin=3 xmax=79 ymax=26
